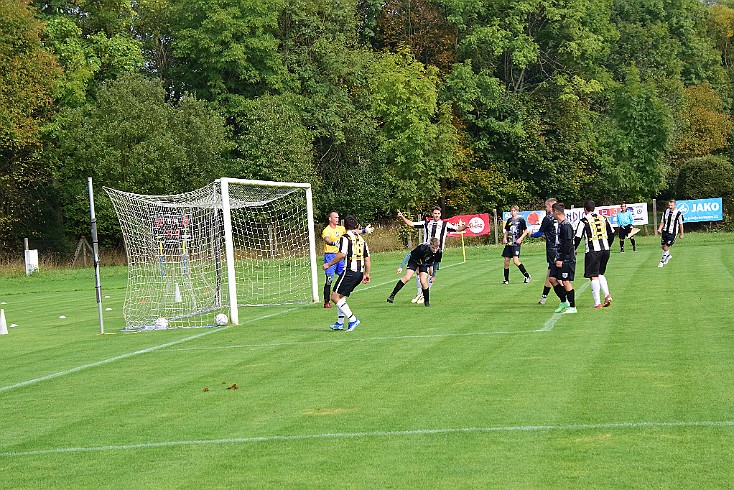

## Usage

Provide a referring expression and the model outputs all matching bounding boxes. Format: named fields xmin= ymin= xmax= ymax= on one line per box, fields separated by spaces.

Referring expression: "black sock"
xmin=542 ymin=286 xmax=551 ymax=296
xmin=553 ymin=284 xmax=566 ymax=301
xmin=518 ymin=263 xmax=528 ymax=277
xmin=504 ymin=268 xmax=509 ymax=281
xmin=620 ymin=240 xmax=624 ymax=251
xmin=631 ymin=238 xmax=636 ymax=250
xmin=390 ymin=280 xmax=405 ymax=297
xmin=323 ymin=283 xmax=331 ymax=303
xmin=422 ymin=287 xmax=430 ymax=304
xmin=566 ymin=288 xmax=575 ymax=307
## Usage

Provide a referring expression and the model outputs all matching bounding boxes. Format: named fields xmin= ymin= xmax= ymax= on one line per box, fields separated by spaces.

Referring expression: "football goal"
xmin=105 ymin=178 xmax=319 ymax=330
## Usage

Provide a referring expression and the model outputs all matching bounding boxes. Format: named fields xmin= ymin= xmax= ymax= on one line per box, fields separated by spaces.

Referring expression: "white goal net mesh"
xmin=105 ymin=179 xmax=316 ymax=331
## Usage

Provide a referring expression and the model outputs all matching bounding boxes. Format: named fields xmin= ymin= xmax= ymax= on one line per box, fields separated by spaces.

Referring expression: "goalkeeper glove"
xmin=363 ymin=224 xmax=374 ymax=234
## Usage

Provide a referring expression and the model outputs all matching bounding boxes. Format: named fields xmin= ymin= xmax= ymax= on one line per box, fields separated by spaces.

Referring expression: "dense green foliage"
xmin=2 ymin=0 xmax=734 ymax=255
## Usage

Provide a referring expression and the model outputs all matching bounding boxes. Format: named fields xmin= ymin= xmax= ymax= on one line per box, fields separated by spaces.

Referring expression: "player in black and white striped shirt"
xmin=657 ymin=199 xmax=684 ymax=267
xmin=574 ymin=200 xmax=615 ymax=308
xmin=322 ymin=215 xmax=370 ymax=332
xmin=397 ymin=206 xmax=467 ymax=302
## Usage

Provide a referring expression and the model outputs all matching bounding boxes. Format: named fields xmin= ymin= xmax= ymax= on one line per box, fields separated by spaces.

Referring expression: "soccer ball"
xmin=154 ymin=317 xmax=169 ymax=329
xmin=214 ymin=313 xmax=229 ymax=326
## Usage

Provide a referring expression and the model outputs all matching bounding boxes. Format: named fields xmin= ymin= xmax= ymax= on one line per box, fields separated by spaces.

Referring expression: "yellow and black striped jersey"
xmin=338 ymin=231 xmax=370 ymax=272
xmin=575 ymin=212 xmax=614 ymax=253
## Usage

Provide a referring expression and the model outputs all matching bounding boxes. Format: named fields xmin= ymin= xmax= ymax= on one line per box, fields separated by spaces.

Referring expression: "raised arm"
xmin=396 ymin=210 xmax=417 ymax=227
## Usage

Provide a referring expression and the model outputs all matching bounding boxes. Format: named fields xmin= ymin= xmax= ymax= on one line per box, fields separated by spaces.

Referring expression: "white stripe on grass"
xmin=0 ymin=262 xmax=468 ymax=393
xmin=0 ymin=261 xmax=558 ymax=392
xmin=0 ymin=308 xmax=303 ymax=393
xmin=2 ymin=420 xmax=733 ymax=457
xmin=539 ymin=280 xmax=590 ymax=332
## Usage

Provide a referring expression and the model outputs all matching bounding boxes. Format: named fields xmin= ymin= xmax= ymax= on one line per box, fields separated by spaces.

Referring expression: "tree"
xmin=51 ymin=73 xmax=232 ymax=245
xmin=169 ymin=0 xmax=290 ymax=101
xmin=0 ymin=0 xmax=62 ymax=255
xmin=673 ymin=83 xmax=732 ymax=162
xmin=597 ymin=67 xmax=672 ymax=201
xmin=228 ymin=94 xmax=317 ymax=185
xmin=376 ymin=0 xmax=456 ymax=73
xmin=368 ymin=50 xmax=459 ymax=211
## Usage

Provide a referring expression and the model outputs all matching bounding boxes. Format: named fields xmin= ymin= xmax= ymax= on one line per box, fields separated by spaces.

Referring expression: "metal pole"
xmin=88 ymin=177 xmax=105 ymax=334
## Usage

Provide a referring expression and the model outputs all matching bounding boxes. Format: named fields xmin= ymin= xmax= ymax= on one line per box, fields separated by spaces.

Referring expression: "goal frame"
xmin=219 ymin=177 xmax=319 ymax=324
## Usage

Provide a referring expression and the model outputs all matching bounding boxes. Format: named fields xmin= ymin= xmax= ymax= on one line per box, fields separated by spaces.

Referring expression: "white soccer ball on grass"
xmin=154 ymin=317 xmax=169 ymax=329
xmin=215 ymin=313 xmax=229 ymax=326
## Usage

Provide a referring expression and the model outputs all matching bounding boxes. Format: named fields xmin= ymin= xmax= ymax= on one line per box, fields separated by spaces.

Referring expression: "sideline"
xmin=2 ymin=420 xmax=733 ymax=457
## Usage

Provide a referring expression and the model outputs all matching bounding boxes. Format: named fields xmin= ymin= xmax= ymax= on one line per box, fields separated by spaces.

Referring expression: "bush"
xmin=677 ymin=155 xmax=734 ymax=230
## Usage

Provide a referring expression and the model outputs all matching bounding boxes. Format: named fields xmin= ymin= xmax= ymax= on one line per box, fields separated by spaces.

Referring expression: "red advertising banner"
xmin=444 ymin=213 xmax=491 ymax=237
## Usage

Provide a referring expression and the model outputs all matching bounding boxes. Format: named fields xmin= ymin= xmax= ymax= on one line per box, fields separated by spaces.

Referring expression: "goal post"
xmin=219 ymin=178 xmax=319 ymax=325
xmin=105 ymin=178 xmax=319 ymax=331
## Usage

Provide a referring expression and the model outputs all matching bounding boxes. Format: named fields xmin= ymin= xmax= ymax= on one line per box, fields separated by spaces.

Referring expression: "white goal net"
xmin=105 ymin=178 xmax=318 ymax=331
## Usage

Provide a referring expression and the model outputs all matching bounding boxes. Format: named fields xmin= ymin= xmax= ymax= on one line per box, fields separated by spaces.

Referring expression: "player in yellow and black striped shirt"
xmin=322 ymin=215 xmax=371 ymax=332
xmin=574 ymin=200 xmax=615 ymax=308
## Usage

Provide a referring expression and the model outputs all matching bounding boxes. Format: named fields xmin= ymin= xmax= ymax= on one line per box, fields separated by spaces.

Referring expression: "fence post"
xmin=493 ymin=208 xmax=499 ymax=245
xmin=652 ymin=199 xmax=658 ymax=235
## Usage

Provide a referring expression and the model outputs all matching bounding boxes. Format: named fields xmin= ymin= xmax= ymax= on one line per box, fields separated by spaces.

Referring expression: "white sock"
xmin=336 ymin=298 xmax=355 ymax=322
xmin=334 ymin=304 xmax=345 ymax=324
xmin=599 ymin=275 xmax=610 ymax=297
xmin=415 ymin=275 xmax=422 ymax=295
xmin=591 ymin=279 xmax=601 ymax=305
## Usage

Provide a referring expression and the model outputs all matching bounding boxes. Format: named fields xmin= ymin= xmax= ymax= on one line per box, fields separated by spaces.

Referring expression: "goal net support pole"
xmin=87 ymin=177 xmax=105 ymax=334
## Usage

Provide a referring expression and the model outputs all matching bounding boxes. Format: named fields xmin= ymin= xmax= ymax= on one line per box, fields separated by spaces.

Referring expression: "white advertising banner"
xmin=503 ymin=202 xmax=649 ymax=232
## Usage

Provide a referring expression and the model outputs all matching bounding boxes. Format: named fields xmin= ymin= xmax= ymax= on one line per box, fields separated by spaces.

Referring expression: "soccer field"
xmin=1 ymin=233 xmax=733 ymax=488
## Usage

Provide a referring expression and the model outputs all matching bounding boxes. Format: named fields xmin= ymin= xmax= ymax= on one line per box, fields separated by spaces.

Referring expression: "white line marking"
xmin=2 ymin=420 xmax=732 ymax=457
xmin=0 ymin=260 xmax=559 ymax=390
xmin=0 ymin=308 xmax=304 ymax=393
xmin=539 ymin=281 xmax=590 ymax=332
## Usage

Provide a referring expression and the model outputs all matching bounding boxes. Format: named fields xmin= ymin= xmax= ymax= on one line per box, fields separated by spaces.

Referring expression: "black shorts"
xmin=332 ymin=270 xmax=364 ymax=297
xmin=584 ymin=250 xmax=610 ymax=278
xmin=661 ymin=232 xmax=677 ymax=247
xmin=553 ymin=260 xmax=576 ymax=282
xmin=619 ymin=225 xmax=632 ymax=240
xmin=407 ymin=259 xmax=432 ymax=274
xmin=502 ymin=244 xmax=521 ymax=258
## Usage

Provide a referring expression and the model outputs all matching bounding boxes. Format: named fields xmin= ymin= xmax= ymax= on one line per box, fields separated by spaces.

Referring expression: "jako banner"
xmin=675 ymin=198 xmax=723 ymax=223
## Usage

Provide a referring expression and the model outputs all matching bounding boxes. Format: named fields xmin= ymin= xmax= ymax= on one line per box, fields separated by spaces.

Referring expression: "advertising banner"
xmin=502 ymin=202 xmax=650 ymax=230
xmin=445 ymin=213 xmax=491 ymax=237
xmin=675 ymin=198 xmax=723 ymax=223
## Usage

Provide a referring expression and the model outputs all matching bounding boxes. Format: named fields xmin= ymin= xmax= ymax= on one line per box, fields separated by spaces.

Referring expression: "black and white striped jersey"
xmin=575 ymin=212 xmax=613 ymax=253
xmin=660 ymin=208 xmax=684 ymax=235
xmin=337 ymin=231 xmax=370 ymax=272
xmin=410 ymin=219 xmax=458 ymax=251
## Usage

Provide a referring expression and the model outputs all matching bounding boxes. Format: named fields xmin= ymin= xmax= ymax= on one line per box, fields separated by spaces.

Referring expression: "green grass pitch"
xmin=1 ymin=233 xmax=733 ymax=488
